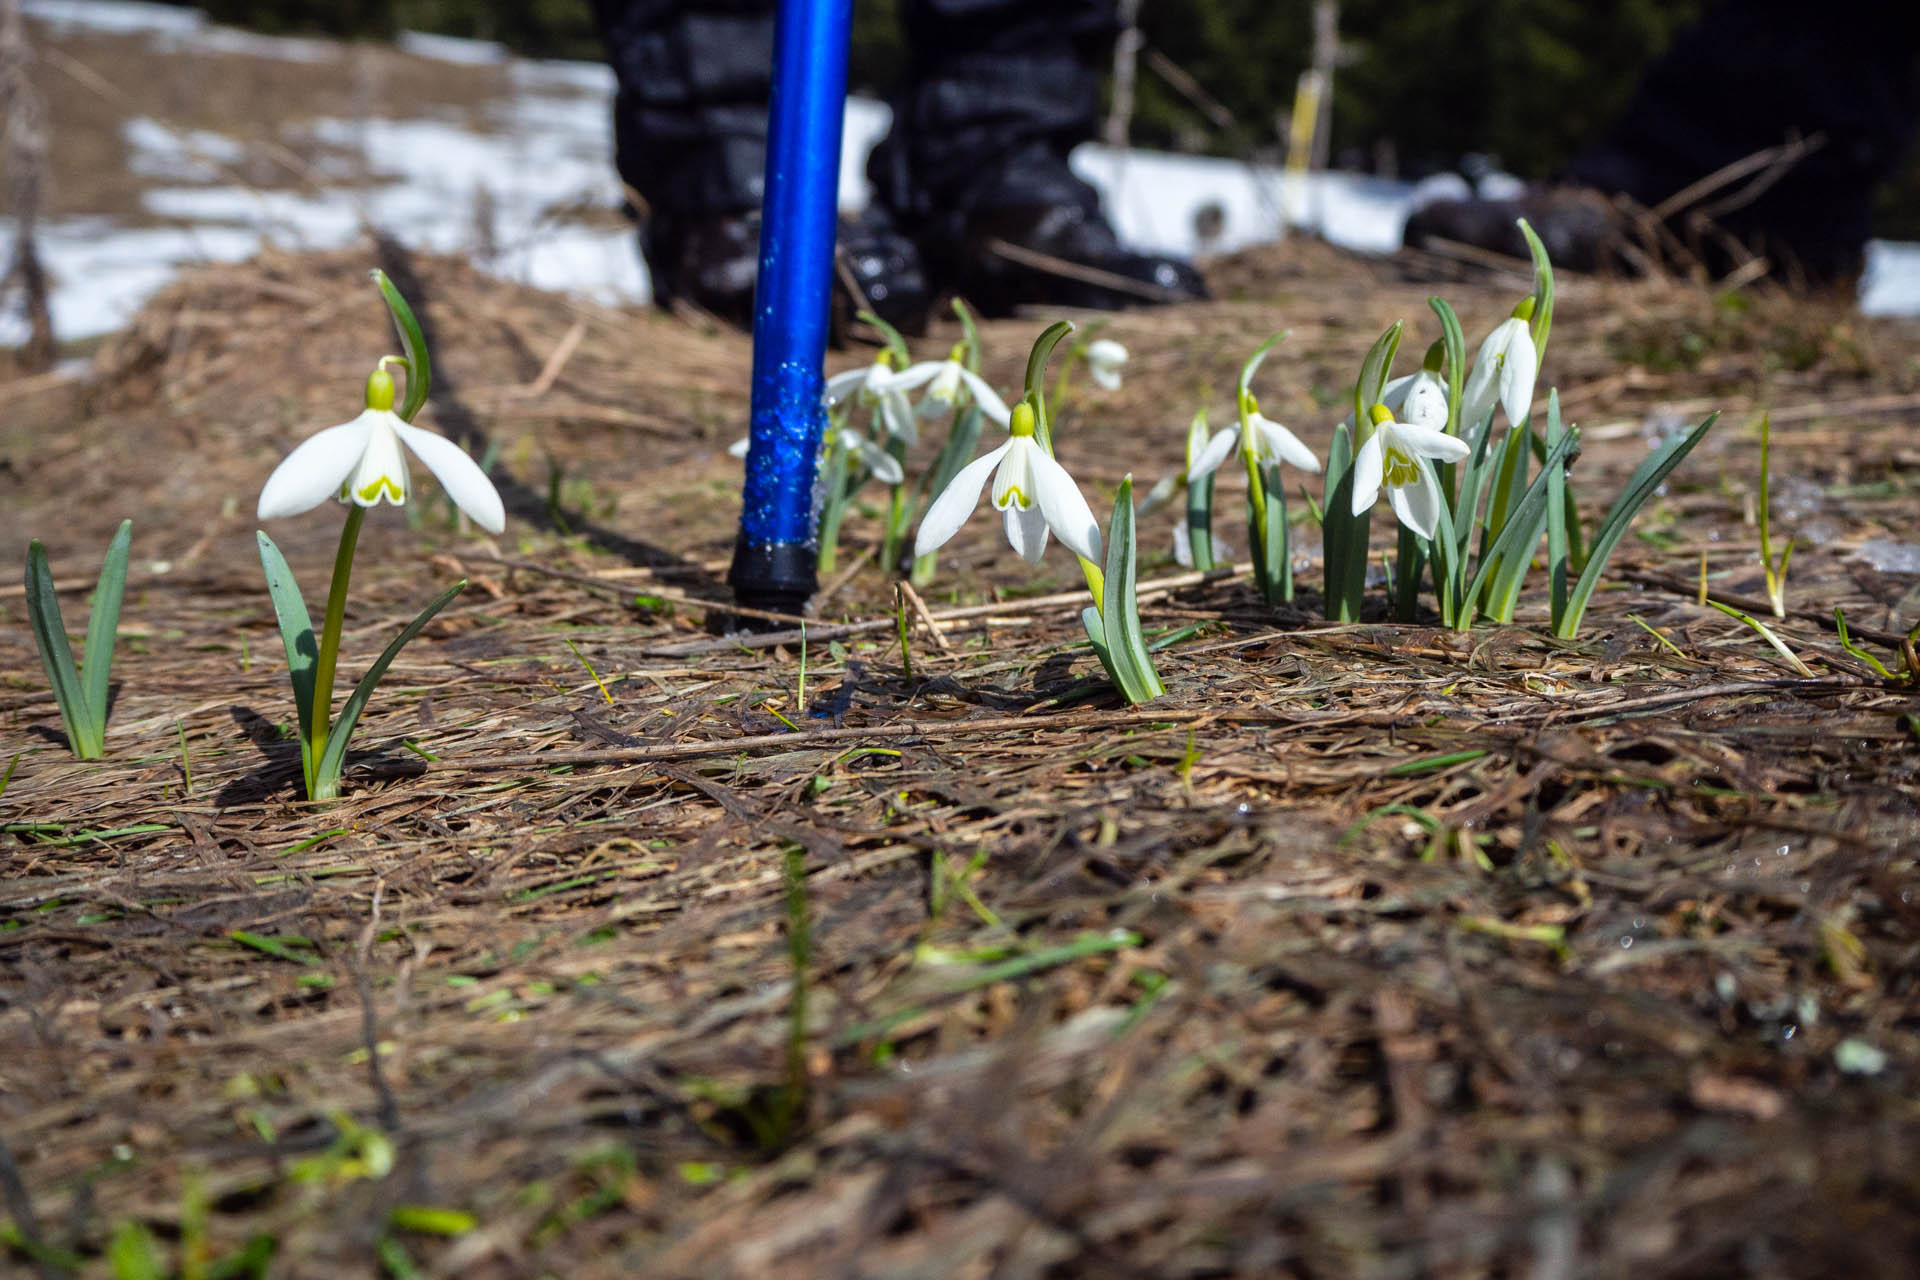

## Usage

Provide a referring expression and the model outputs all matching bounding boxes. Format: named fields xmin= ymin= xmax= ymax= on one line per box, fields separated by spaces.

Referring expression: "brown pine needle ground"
xmin=3 ymin=242 xmax=1919 ymax=1277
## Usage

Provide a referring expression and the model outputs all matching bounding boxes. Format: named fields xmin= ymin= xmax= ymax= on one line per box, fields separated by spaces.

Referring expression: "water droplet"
xmin=1235 ymin=802 xmax=1252 ymax=815
xmin=1619 ymin=935 xmax=1634 ymax=949
xmin=1782 ymin=1024 xmax=1798 ymax=1040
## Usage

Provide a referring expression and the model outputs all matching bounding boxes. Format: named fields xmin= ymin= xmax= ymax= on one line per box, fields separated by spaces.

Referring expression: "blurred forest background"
xmin=164 ymin=0 xmax=1920 ymax=237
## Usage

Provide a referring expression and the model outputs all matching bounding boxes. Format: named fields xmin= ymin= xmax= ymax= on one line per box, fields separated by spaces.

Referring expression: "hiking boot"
xmin=1402 ymin=185 xmax=1627 ymax=274
xmin=643 ymin=209 xmax=761 ymax=329
xmin=642 ymin=206 xmax=931 ymax=340
xmin=947 ymin=201 xmax=1210 ymax=317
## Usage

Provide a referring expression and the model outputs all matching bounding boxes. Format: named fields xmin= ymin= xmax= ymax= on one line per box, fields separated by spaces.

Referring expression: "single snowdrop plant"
xmin=1085 ymin=338 xmax=1127 ymax=391
xmin=1190 ymin=334 xmax=1319 ymax=603
xmin=255 ymin=270 xmax=496 ymax=802
xmin=916 ymin=321 xmax=1164 ymax=703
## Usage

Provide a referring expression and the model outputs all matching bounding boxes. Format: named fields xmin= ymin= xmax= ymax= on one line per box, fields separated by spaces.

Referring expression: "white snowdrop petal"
xmin=1172 ymin=522 xmax=1194 ymax=568
xmin=1389 ymin=464 xmax=1443 ymax=541
xmin=257 ymin=414 xmax=377 ymax=519
xmin=394 ymin=421 xmax=505 ymax=532
xmin=851 ymin=434 xmax=905 ymax=485
xmin=913 ymin=443 xmax=1008 ymax=559
xmin=1252 ymin=414 xmax=1322 ymax=473
xmin=1349 ymin=435 xmax=1385 ymax=517
xmin=1031 ymin=447 xmax=1103 ymax=564
xmin=1189 ymin=426 xmax=1240 ymax=482
xmin=1498 ymin=330 xmax=1539 ymax=428
xmin=823 ymin=367 xmax=871 ymax=405
xmin=957 ymin=368 xmax=1012 ymax=425
xmin=347 ymin=417 xmax=410 ymax=508
xmin=1401 ymin=372 xmax=1451 ymax=430
xmin=880 ymin=391 xmax=919 ymax=447
xmin=1005 ymin=501 xmax=1051 ymax=565
xmin=1393 ymin=421 xmax=1471 ymax=462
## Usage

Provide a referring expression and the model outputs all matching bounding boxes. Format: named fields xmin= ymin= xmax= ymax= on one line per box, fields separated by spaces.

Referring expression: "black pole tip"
xmin=727 ymin=535 xmax=818 ymax=622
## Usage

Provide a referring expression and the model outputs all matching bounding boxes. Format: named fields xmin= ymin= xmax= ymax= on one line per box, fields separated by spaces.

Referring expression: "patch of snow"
xmin=398 ymin=30 xmax=507 ymax=66
xmin=1860 ymin=240 xmax=1920 ymax=316
xmin=192 ymin=26 xmax=335 ymax=62
xmin=0 ymin=218 xmax=261 ymax=343
xmin=511 ymin=58 xmax=616 ymax=95
xmin=22 ymin=0 xmax=201 ymax=36
xmin=123 ymin=117 xmax=246 ymax=181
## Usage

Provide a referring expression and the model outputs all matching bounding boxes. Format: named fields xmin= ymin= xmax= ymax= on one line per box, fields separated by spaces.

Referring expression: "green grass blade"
xmin=1100 ymin=477 xmax=1164 ymax=703
xmin=313 ymin=579 xmax=468 ymax=796
xmin=1557 ymin=412 xmax=1718 ymax=638
xmin=80 ymin=519 xmax=132 ymax=739
xmin=371 ymin=268 xmax=431 ymax=421
xmin=25 ymin=539 xmax=93 ymax=756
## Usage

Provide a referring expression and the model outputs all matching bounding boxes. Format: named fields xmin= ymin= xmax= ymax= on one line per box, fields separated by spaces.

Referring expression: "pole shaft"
xmin=728 ymin=0 xmax=852 ymax=614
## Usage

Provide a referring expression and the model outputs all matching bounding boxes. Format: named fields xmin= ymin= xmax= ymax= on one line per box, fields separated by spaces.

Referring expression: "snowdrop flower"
xmin=889 ymin=346 xmax=1012 ymax=425
xmin=1397 ymin=364 xmax=1450 ymax=432
xmin=728 ymin=428 xmax=904 ymax=485
xmin=1461 ymin=299 xmax=1538 ymax=430
xmin=258 ymin=362 xmax=504 ymax=533
xmin=1350 ymin=403 xmax=1470 ymax=540
xmin=913 ymin=400 xmax=1103 ymax=566
xmin=1086 ymin=338 xmax=1127 ymax=391
xmin=824 ymin=353 xmax=920 ymax=446
xmin=1187 ymin=396 xmax=1320 ymax=483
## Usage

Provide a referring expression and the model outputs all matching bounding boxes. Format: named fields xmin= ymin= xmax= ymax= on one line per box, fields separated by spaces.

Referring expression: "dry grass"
xmin=3 ymin=240 xmax=1919 ymax=1278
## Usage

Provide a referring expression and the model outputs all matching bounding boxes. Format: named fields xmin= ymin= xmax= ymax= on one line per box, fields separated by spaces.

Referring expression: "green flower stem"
xmin=1079 ymin=556 xmax=1107 ymax=615
xmin=307 ymin=504 xmax=365 ymax=794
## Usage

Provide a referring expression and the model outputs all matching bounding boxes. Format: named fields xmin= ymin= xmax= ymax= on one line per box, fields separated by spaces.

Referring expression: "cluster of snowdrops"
xmin=26 ymin=225 xmax=1715 ymax=801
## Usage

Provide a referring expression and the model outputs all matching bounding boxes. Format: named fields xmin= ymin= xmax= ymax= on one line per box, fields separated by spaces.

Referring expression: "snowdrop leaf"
xmin=372 ymin=269 xmax=430 ymax=421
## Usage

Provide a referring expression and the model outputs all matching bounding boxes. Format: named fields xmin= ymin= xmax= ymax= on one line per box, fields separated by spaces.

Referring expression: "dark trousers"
xmin=587 ymin=0 xmax=1116 ymax=229
xmin=1566 ymin=0 xmax=1919 ymax=277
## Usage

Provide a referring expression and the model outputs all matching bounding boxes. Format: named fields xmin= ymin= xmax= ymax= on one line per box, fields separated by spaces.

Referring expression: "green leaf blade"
xmin=1558 ymin=413 xmax=1717 ymax=638
xmin=313 ymin=579 xmax=468 ymax=797
xmin=80 ymin=519 xmax=132 ymax=740
xmin=25 ymin=539 xmax=93 ymax=757
xmin=371 ymin=268 xmax=431 ymax=421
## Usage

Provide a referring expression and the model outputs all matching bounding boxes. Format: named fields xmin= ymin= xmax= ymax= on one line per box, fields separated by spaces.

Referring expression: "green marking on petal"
xmin=1383 ymin=446 xmax=1421 ymax=489
xmin=356 ymin=476 xmax=405 ymax=504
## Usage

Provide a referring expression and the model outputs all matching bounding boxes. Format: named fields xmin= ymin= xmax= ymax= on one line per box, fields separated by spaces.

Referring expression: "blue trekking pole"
xmin=727 ymin=0 xmax=853 ymax=616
